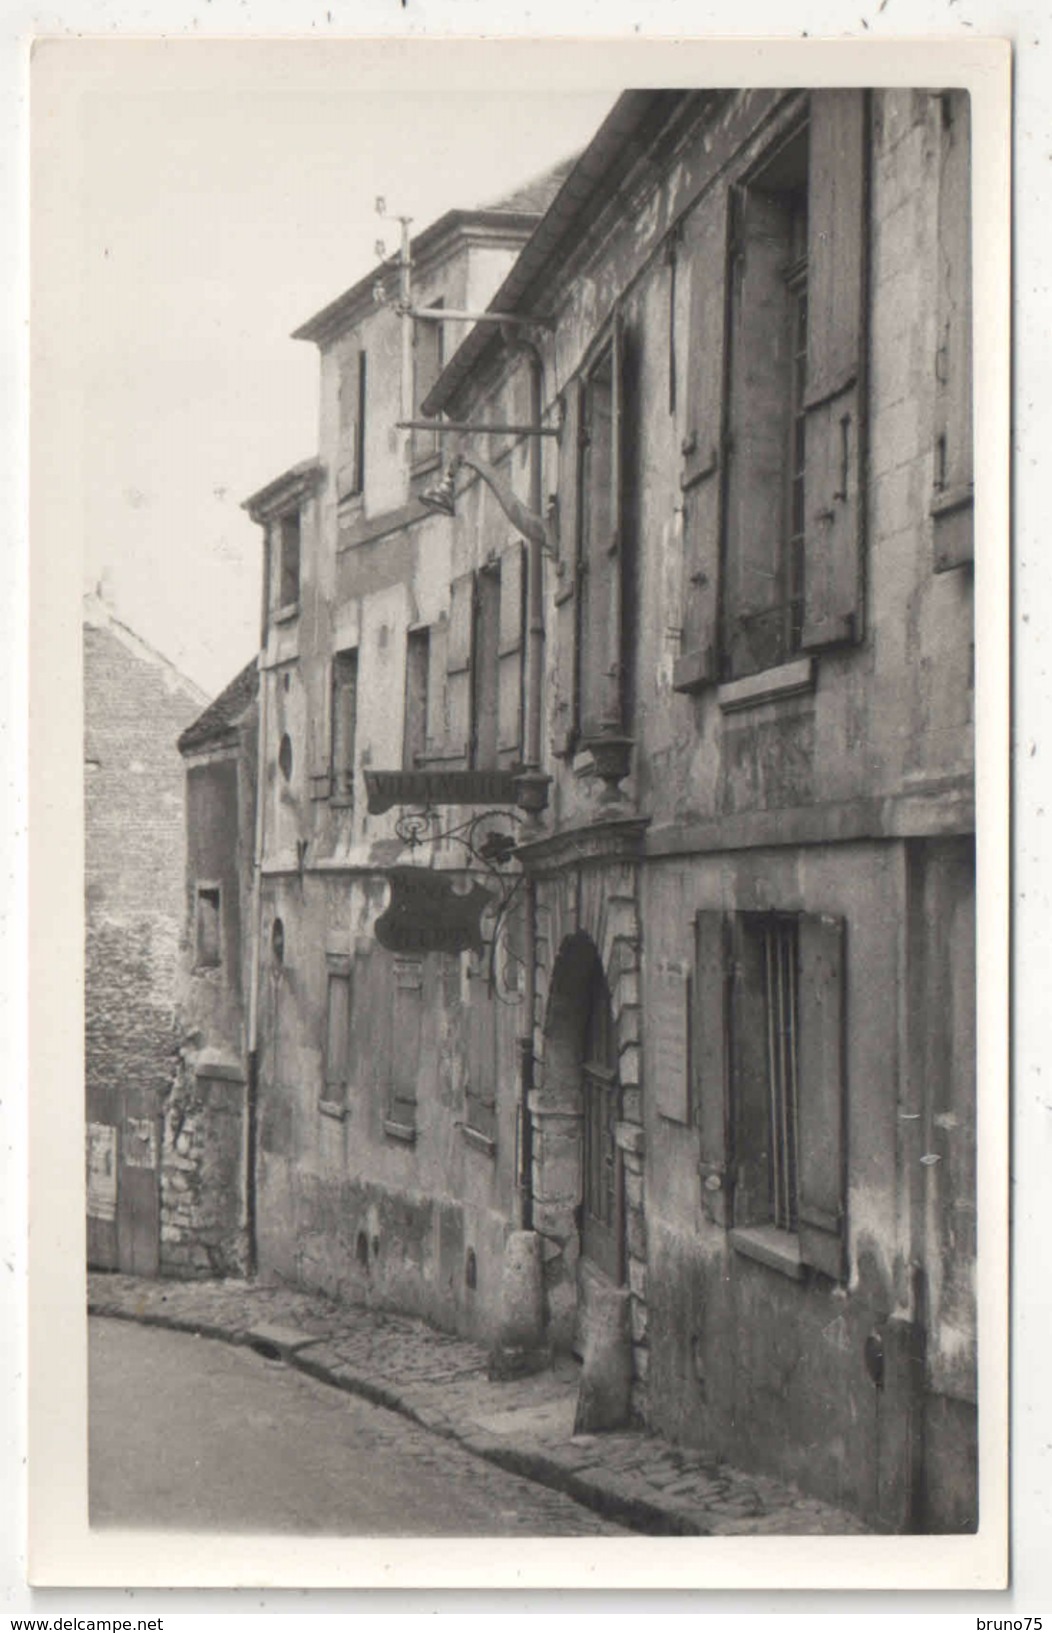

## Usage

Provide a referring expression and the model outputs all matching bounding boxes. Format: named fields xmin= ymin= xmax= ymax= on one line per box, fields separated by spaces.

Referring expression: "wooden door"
xmin=581 ymin=960 xmax=623 ymax=1284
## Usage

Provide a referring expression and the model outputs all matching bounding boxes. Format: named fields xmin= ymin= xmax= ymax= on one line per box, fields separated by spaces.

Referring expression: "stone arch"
xmin=528 ymin=854 xmax=648 ymax=1409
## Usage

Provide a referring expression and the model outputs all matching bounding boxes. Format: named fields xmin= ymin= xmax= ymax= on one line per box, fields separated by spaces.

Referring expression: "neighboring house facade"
xmin=241 ymin=190 xmax=561 ymax=1331
xmin=422 ymin=88 xmax=976 ymax=1533
xmin=84 ymin=589 xmax=209 ymax=1276
xmin=165 ymin=659 xmax=259 ymax=1278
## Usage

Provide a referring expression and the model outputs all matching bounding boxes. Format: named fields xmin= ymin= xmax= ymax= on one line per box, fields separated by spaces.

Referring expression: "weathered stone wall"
xmin=84 ymin=602 xmax=208 ymax=1272
xmin=161 ymin=1062 xmax=248 ymax=1277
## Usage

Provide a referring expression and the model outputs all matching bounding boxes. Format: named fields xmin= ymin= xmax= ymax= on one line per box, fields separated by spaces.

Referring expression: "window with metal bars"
xmin=693 ymin=905 xmax=846 ymax=1280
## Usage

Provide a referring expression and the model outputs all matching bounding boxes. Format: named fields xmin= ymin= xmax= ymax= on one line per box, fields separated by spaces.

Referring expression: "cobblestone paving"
xmin=88 ymin=1272 xmax=869 ymax=1536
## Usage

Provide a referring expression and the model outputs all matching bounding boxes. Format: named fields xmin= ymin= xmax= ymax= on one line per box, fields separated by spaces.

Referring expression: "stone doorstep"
xmin=243 ymin=1321 xmax=327 ymax=1359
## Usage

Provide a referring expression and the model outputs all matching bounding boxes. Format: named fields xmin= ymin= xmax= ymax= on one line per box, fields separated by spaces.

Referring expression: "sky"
xmin=62 ymin=46 xmax=615 ymax=694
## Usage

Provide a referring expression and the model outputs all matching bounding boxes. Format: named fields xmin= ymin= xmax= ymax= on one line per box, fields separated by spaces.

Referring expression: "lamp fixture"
xmin=417 ymin=449 xmax=556 ymax=559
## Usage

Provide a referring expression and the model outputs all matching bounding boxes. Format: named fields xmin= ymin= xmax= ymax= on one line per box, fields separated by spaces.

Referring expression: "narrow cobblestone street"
xmin=88 ymin=1273 xmax=870 ymax=1536
xmin=89 ymin=1317 xmax=628 ymax=1536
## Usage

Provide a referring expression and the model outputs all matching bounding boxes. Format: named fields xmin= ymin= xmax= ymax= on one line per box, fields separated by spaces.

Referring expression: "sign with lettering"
xmin=376 ymin=867 xmax=494 ymax=957
xmin=652 ymin=957 xmax=691 ymax=1124
xmin=123 ymin=1116 xmax=158 ymax=1170
xmin=86 ymin=1122 xmax=117 ymax=1221
xmin=365 ymin=768 xmax=520 ymax=815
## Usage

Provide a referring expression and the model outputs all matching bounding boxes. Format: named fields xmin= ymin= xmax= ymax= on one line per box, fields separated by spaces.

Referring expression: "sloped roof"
xmin=423 ymin=91 xmax=703 ymax=417
xmin=482 ymin=152 xmax=581 ymax=215
xmin=178 ymin=657 xmax=259 ymax=754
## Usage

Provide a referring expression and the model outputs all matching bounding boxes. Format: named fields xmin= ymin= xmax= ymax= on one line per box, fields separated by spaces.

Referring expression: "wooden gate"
xmin=86 ymin=1083 xmax=161 ymax=1276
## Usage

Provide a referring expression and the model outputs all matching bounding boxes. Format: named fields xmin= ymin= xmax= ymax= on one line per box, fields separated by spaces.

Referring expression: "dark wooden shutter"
xmin=674 ymin=191 xmax=730 ymax=694
xmin=932 ymin=90 xmax=974 ymax=572
xmin=728 ymin=912 xmax=771 ymax=1228
xmin=421 ymin=615 xmax=448 ymax=765
xmin=796 ymin=912 xmax=847 ymax=1279
xmin=723 ymin=186 xmax=798 ymax=679
xmin=801 ymin=89 xmax=868 ymax=651
xmin=497 ymin=540 xmax=526 ymax=768
xmin=337 ymin=350 xmax=366 ymax=501
xmin=551 ymin=383 xmax=583 ymax=757
xmin=579 ymin=318 xmax=625 ymax=741
xmin=693 ymin=910 xmax=731 ymax=1226
xmin=444 ymin=570 xmax=476 ymax=768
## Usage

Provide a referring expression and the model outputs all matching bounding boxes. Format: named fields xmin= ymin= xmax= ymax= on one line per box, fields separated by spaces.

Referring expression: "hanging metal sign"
xmin=375 ymin=866 xmax=494 ymax=957
xmin=365 ymin=768 xmax=519 ymax=815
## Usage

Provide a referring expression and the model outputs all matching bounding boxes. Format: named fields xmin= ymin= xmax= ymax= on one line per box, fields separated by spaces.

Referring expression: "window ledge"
xmin=272 ymin=602 xmax=301 ymax=626
xmin=329 ymin=794 xmax=355 ymax=810
xmin=930 ymin=481 xmax=973 ymax=520
xmin=718 ymin=657 xmax=816 ymax=714
xmin=383 ymin=1117 xmax=417 ymax=1146
xmin=461 ymin=1125 xmax=497 ymax=1158
xmin=318 ymin=1097 xmax=349 ymax=1122
xmin=730 ymin=1225 xmax=805 ymax=1280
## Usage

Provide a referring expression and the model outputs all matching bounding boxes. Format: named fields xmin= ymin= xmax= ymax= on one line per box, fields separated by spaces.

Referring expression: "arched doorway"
xmin=537 ymin=934 xmax=624 ymax=1350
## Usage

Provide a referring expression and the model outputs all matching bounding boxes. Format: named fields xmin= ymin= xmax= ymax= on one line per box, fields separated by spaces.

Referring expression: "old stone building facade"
xmin=84 ymin=589 xmax=208 ymax=1275
xmin=166 ymin=659 xmax=260 ymax=1278
xmin=183 ymin=89 xmax=977 ymax=1533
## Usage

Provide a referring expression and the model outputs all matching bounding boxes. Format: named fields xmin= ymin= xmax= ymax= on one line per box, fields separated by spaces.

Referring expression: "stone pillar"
xmin=487 ymin=1229 xmax=550 ymax=1380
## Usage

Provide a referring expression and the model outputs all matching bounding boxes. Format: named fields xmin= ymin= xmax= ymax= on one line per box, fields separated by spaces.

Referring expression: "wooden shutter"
xmin=579 ymin=317 xmax=625 ymax=741
xmin=497 ymin=540 xmax=526 ymax=768
xmin=932 ymin=90 xmax=974 ymax=572
xmin=796 ymin=912 xmax=847 ymax=1279
xmin=337 ymin=351 xmax=366 ymax=501
xmin=692 ymin=910 xmax=731 ymax=1226
xmin=309 ymin=659 xmax=332 ymax=799
xmin=389 ymin=956 xmax=423 ymax=1130
xmin=674 ymin=191 xmax=730 ymax=694
xmin=402 ymin=627 xmax=430 ymax=771
xmin=465 ymin=964 xmax=497 ymax=1142
xmin=723 ymin=186 xmax=799 ymax=679
xmin=444 ymin=571 xmax=476 ymax=768
xmin=421 ymin=616 xmax=448 ymax=764
xmin=550 ymin=382 xmax=583 ymax=757
xmin=801 ymin=89 xmax=868 ymax=651
xmin=728 ymin=912 xmax=772 ymax=1228
xmin=324 ymin=962 xmax=352 ymax=1095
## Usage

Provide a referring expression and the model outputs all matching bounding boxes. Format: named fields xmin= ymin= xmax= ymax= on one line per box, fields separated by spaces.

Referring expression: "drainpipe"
xmin=244 ymin=645 xmax=270 ymax=1278
xmin=517 ymin=347 xmax=546 ymax=1234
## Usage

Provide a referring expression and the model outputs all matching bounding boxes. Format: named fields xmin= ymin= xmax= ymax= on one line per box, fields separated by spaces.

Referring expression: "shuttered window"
xmin=337 ymin=349 xmax=367 ymax=502
xmin=402 ymin=627 xmax=431 ymax=771
xmin=275 ymin=510 xmax=301 ymax=612
xmin=576 ymin=317 xmax=626 ymax=742
xmin=464 ymin=962 xmax=498 ymax=1148
xmin=932 ymin=90 xmax=974 ymax=572
xmin=323 ymin=955 xmax=353 ymax=1110
xmin=386 ymin=956 xmax=423 ymax=1139
xmin=331 ymin=649 xmax=358 ymax=803
xmin=443 ymin=550 xmax=525 ymax=771
xmin=691 ymin=906 xmax=847 ymax=1280
xmin=676 ymin=91 xmax=868 ymax=691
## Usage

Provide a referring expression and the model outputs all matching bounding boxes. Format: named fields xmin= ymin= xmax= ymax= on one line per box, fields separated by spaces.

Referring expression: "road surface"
xmin=88 ymin=1316 xmax=627 ymax=1536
